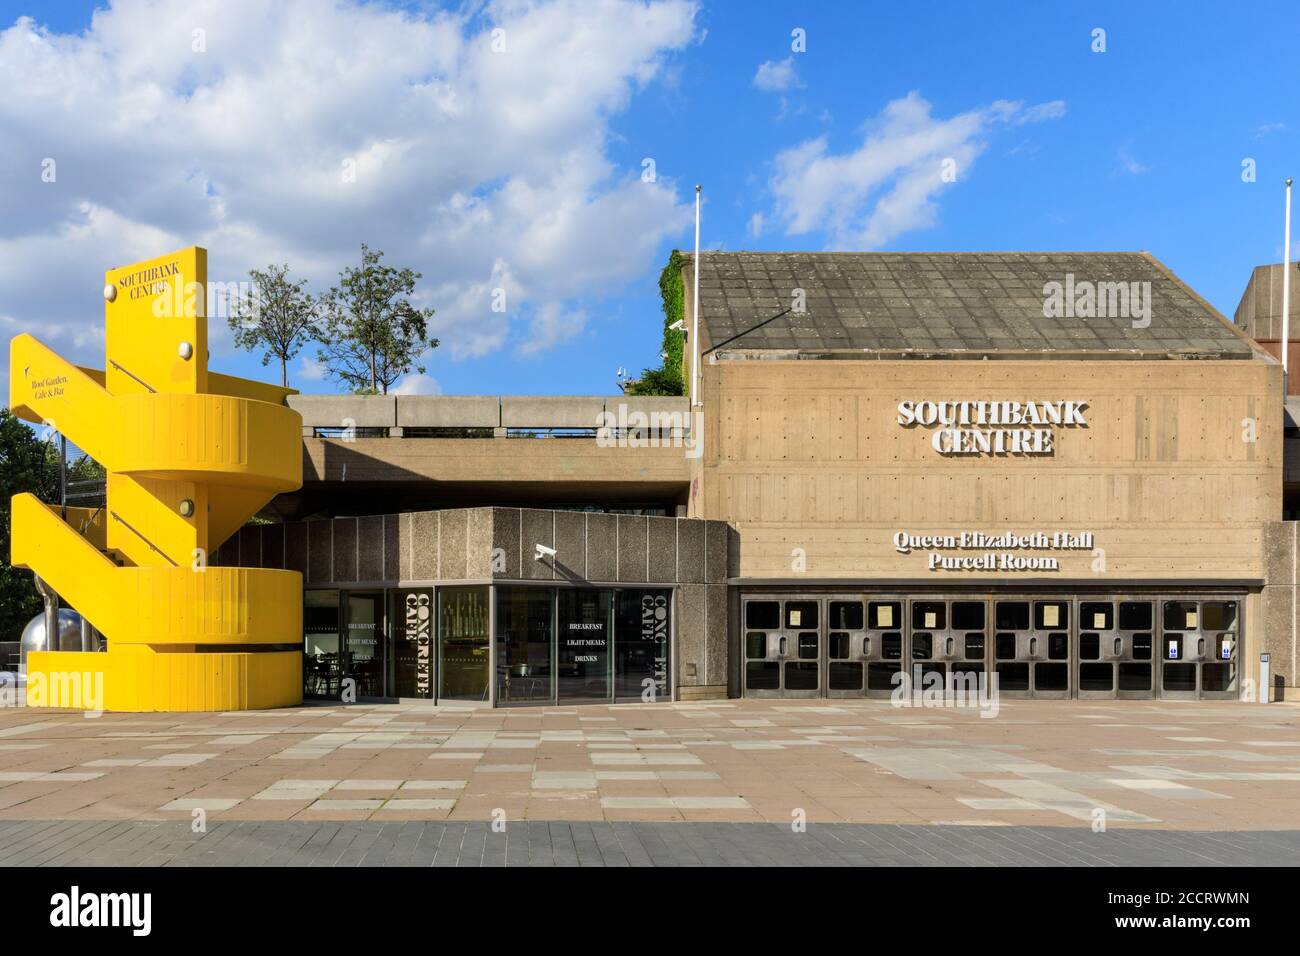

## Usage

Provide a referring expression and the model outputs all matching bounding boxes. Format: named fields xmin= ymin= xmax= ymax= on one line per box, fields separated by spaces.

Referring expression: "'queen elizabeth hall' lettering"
xmin=897 ymin=400 xmax=1089 ymax=455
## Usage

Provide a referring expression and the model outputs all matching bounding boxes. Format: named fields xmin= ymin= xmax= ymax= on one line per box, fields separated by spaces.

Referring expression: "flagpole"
xmin=691 ymin=184 xmax=702 ymax=408
xmin=1284 ymin=178 xmax=1292 ymax=395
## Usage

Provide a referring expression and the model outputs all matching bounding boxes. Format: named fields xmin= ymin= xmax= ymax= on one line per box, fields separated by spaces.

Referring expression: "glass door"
xmin=495 ymin=586 xmax=554 ymax=703
xmin=438 ymin=587 xmax=490 ymax=701
xmin=342 ymin=591 xmax=385 ymax=698
xmin=557 ymin=589 xmax=612 ymax=701
xmin=303 ymin=589 xmax=341 ymax=700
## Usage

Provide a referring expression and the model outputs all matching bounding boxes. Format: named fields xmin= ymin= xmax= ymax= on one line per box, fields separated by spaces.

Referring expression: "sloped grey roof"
xmin=684 ymin=251 xmax=1252 ymax=357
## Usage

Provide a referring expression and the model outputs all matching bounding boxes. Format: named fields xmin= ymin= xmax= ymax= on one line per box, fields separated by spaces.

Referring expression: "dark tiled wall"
xmin=216 ymin=507 xmax=734 ymax=691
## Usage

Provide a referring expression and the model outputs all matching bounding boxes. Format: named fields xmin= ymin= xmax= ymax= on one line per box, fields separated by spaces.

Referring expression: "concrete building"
xmin=222 ymin=251 xmax=1297 ymax=706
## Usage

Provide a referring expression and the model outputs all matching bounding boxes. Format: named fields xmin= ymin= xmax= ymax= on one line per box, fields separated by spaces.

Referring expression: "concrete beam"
xmin=288 ymin=395 xmax=396 ymax=428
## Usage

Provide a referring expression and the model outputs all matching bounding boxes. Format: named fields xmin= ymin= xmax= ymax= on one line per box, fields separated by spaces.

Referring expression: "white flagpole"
xmin=1284 ymin=178 xmax=1292 ymax=395
xmin=692 ymin=184 xmax=702 ymax=407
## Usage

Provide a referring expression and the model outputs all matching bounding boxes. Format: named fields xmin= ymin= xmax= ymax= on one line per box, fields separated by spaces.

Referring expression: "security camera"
xmin=534 ymin=543 xmax=557 ymax=560
xmin=668 ymin=319 xmax=685 ymax=331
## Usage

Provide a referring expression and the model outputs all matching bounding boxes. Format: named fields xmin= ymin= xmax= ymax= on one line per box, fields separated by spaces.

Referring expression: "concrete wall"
xmin=218 ymin=507 xmax=733 ymax=698
xmin=697 ymin=356 xmax=1282 ymax=582
xmin=1260 ymin=520 xmax=1300 ymax=697
xmin=1234 ymin=263 xmax=1300 ymax=341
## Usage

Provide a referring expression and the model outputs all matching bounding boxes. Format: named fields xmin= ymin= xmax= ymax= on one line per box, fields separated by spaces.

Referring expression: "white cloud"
xmin=518 ymin=302 xmax=588 ymax=356
xmin=747 ymin=212 xmax=764 ymax=238
xmin=753 ymin=57 xmax=799 ymax=92
xmin=764 ymin=91 xmax=1065 ymax=249
xmin=390 ymin=372 xmax=441 ymax=395
xmin=0 ymin=0 xmax=698 ymax=379
xmin=296 ymin=354 xmax=327 ymax=382
xmin=1116 ymin=146 xmax=1149 ymax=176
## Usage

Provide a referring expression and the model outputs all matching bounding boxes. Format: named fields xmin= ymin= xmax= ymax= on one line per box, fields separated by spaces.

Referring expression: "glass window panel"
xmin=303 ymin=590 xmax=340 ymax=699
xmin=912 ymin=633 xmax=933 ymax=659
xmin=881 ymin=633 xmax=902 ymax=660
xmin=995 ymin=602 xmax=1030 ymax=631
xmin=1163 ymin=601 xmax=1197 ymax=631
xmin=745 ymin=661 xmax=780 ymax=690
xmin=797 ymin=632 xmax=819 ymax=660
xmin=952 ymin=602 xmax=985 ymax=630
xmin=557 ymin=589 xmax=612 ymax=701
xmin=390 ymin=589 xmax=433 ymax=699
xmin=1131 ymin=633 xmax=1152 ymax=660
xmin=1162 ymin=662 xmax=1197 ymax=692
xmin=440 ymin=586 xmax=490 ymax=702
xmin=1035 ymin=662 xmax=1069 ymax=690
xmin=1201 ymin=602 xmax=1238 ymax=633
xmin=964 ymin=633 xmax=985 ymax=660
xmin=1079 ymin=633 xmax=1100 ymax=660
xmin=1048 ymin=633 xmax=1069 ymax=660
xmin=745 ymin=632 xmax=768 ymax=660
xmin=869 ymin=602 xmax=901 ymax=630
xmin=829 ymin=601 xmax=864 ymax=630
xmin=745 ymin=601 xmax=779 ymax=630
xmin=1118 ymin=663 xmax=1151 ymax=691
xmin=1080 ymin=602 xmax=1112 ymax=631
xmin=1119 ymin=601 xmax=1153 ymax=631
xmin=911 ymin=602 xmax=945 ymax=630
xmin=828 ymin=632 xmax=850 ymax=659
xmin=867 ymin=662 xmax=901 ymax=690
xmin=784 ymin=661 xmax=818 ymax=690
xmin=995 ymin=634 xmax=1017 ymax=660
xmin=828 ymin=662 xmax=862 ymax=690
xmin=1035 ymin=602 xmax=1069 ymax=630
xmin=343 ymin=592 xmax=384 ymax=698
xmin=614 ymin=589 xmax=670 ymax=700
xmin=996 ymin=662 xmax=1029 ymax=691
xmin=1079 ymin=663 xmax=1113 ymax=692
xmin=494 ymin=586 xmax=551 ymax=703
xmin=785 ymin=601 xmax=818 ymax=630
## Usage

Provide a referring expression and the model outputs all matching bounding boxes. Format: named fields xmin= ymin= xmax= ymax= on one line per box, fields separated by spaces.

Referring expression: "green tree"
xmin=316 ymin=244 xmax=439 ymax=394
xmin=624 ymin=249 xmax=686 ymax=396
xmin=226 ymin=263 xmax=319 ymax=387
xmin=0 ymin=411 xmax=103 ymax=641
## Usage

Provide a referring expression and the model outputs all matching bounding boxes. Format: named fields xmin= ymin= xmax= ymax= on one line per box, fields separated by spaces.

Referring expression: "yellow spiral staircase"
xmin=9 ymin=247 xmax=304 ymax=710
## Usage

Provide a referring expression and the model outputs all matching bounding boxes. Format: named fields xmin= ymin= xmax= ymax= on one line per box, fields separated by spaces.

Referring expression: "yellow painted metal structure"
xmin=9 ymin=247 xmax=304 ymax=711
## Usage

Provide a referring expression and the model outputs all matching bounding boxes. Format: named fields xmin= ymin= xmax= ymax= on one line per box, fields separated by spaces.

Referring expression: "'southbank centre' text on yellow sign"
xmin=8 ymin=247 xmax=305 ymax=712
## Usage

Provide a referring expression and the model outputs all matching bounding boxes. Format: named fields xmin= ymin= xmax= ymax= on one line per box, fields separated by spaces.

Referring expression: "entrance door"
xmin=1077 ymin=599 xmax=1157 ymax=699
xmin=341 ymin=590 xmax=386 ymax=698
xmin=557 ymin=589 xmax=612 ymax=702
xmin=825 ymin=599 xmax=867 ymax=698
xmin=1160 ymin=599 xmax=1239 ymax=700
xmin=993 ymin=598 xmax=1071 ymax=699
xmin=741 ymin=597 xmax=820 ymax=698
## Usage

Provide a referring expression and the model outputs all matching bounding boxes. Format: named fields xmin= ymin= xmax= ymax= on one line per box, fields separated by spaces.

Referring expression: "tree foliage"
xmin=0 ymin=410 xmax=104 ymax=641
xmin=316 ymin=244 xmax=439 ymax=394
xmin=226 ymin=263 xmax=319 ymax=387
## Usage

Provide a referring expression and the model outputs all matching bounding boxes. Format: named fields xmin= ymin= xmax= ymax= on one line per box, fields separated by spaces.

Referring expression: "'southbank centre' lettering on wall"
xmin=897 ymin=400 xmax=1088 ymax=455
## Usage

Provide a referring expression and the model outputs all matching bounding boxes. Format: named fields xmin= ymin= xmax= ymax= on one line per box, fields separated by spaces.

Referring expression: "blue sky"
xmin=1 ymin=0 xmax=1295 ymax=398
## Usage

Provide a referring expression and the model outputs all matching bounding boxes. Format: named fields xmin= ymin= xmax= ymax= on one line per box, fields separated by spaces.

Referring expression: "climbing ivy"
xmin=625 ymin=250 xmax=686 ymax=396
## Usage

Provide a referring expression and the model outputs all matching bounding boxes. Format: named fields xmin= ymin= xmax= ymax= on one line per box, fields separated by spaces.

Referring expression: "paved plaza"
xmin=0 ymin=696 xmax=1298 ymax=834
xmin=3 ymin=819 xmax=1297 ymax=867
